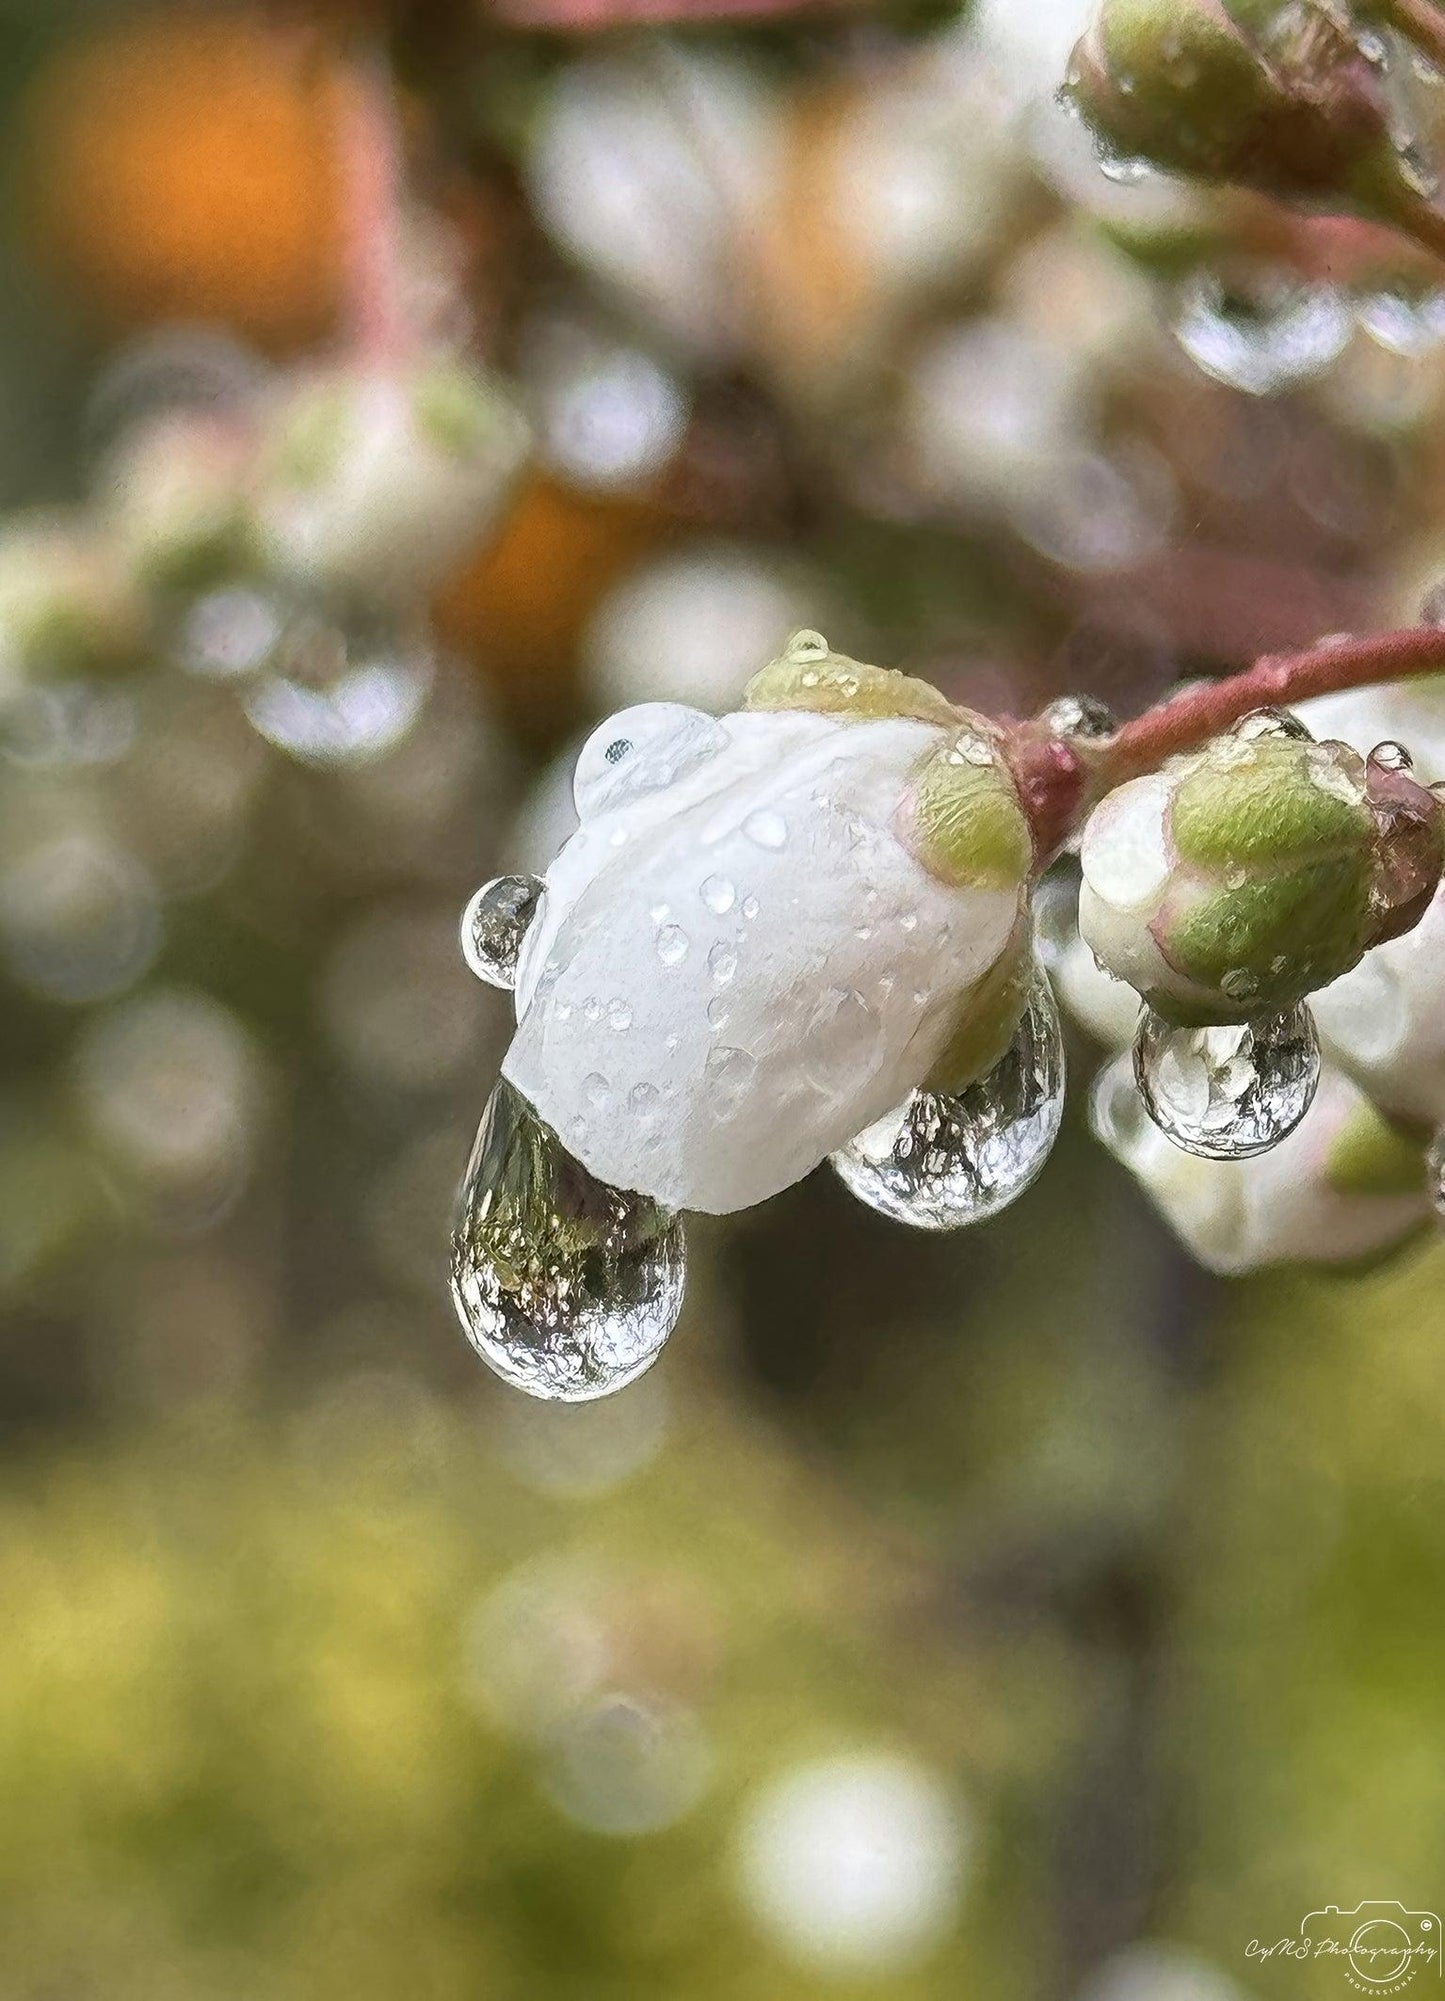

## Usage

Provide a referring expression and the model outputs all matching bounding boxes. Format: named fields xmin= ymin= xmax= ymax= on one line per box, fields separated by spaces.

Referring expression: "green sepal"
xmin=1172 ymin=739 xmax=1372 ymax=873
xmin=1324 ymin=1101 xmax=1427 ymax=1199
xmin=905 ymin=734 xmax=1034 ymax=892
xmin=1166 ymin=854 xmax=1374 ymax=1011
xmin=743 ymin=632 xmax=961 ymax=728
xmin=923 ymin=926 xmax=1033 ymax=1096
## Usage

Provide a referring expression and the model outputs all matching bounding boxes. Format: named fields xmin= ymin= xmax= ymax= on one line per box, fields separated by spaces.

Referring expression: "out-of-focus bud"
xmin=0 ymin=514 xmax=151 ymax=698
xmin=255 ymin=360 xmax=530 ymax=607
xmin=1093 ymin=1054 xmax=1429 ymax=1273
xmin=1079 ymin=721 xmax=1440 ymax=1024
xmin=98 ymin=414 xmax=256 ymax=595
xmin=1067 ymin=0 xmax=1423 ymax=228
xmin=1316 ymin=880 xmax=1445 ymax=1126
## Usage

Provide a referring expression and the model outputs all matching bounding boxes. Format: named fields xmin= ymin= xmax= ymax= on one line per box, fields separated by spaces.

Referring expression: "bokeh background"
xmin=2 ymin=2 xmax=1444 ymax=1996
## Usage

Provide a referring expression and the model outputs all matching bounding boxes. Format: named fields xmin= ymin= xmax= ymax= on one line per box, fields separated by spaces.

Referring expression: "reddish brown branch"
xmin=1100 ymin=624 xmax=1445 ymax=789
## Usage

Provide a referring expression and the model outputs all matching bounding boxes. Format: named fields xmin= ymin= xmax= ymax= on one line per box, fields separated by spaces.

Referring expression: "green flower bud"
xmin=1068 ymin=0 xmax=1417 ymax=223
xmin=1078 ymin=722 xmax=1433 ymax=1026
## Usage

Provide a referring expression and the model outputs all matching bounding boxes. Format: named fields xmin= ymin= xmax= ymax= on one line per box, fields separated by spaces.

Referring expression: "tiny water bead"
xmin=1232 ymin=707 xmax=1312 ymax=743
xmin=1041 ymin=694 xmax=1117 ymax=741
xmin=450 ymin=1078 xmax=686 ymax=1402
xmin=1171 ymin=272 xmax=1351 ymax=398
xmin=461 ymin=876 xmax=544 ymax=990
xmin=830 ymin=975 xmax=1066 ymax=1230
xmin=1369 ymin=740 xmax=1414 ymax=774
xmin=1133 ymin=1005 xmax=1320 ymax=1161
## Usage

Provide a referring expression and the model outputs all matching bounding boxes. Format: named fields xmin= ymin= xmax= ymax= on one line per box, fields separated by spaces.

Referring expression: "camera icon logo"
xmin=1302 ymin=1903 xmax=1443 ymax=1991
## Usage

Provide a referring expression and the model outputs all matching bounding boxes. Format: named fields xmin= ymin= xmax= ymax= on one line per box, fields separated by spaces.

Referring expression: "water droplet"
xmin=656 ymin=925 xmax=690 ymax=966
xmin=700 ymin=874 xmax=735 ymax=915
xmin=830 ymin=975 xmax=1065 ymax=1230
xmin=741 ymin=896 xmax=760 ymax=921
xmin=743 ymin=809 xmax=788 ymax=851
xmin=1172 ymin=272 xmax=1351 ymax=397
xmin=628 ymin=1081 xmax=660 ymax=1117
xmin=704 ymin=1045 xmax=756 ymax=1119
xmin=450 ymin=1079 xmax=685 ymax=1402
xmin=584 ymin=1072 xmax=612 ymax=1109
xmin=1042 ymin=694 xmax=1117 ymax=741
xmin=1369 ymin=739 xmax=1414 ymax=774
xmin=786 ymin=630 xmax=829 ymax=660
xmin=1133 ymin=1005 xmax=1319 ymax=1160
xmin=1088 ymin=1058 xmax=1148 ymax=1154
xmin=461 ymin=876 xmax=543 ymax=989
xmin=1096 ymin=147 xmax=1154 ymax=186
xmin=707 ymin=943 xmax=737 ymax=986
xmin=1357 ymin=284 xmax=1445 ymax=359
xmin=1232 ymin=707 xmax=1312 ymax=742
xmin=607 ymin=999 xmax=633 ymax=1032
xmin=706 ymin=995 xmax=731 ymax=1030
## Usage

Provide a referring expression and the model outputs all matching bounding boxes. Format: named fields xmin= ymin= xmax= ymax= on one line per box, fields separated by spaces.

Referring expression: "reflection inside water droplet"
xmin=830 ymin=974 xmax=1065 ymax=1229
xmin=461 ymin=876 xmax=544 ymax=989
xmin=1133 ymin=1004 xmax=1319 ymax=1160
xmin=451 ymin=1079 xmax=686 ymax=1402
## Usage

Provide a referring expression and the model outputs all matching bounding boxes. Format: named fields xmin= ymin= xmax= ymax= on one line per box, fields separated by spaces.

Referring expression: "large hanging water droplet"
xmin=830 ymin=974 xmax=1065 ymax=1230
xmin=1133 ymin=1005 xmax=1319 ymax=1160
xmin=451 ymin=1079 xmax=686 ymax=1402
xmin=461 ymin=875 xmax=543 ymax=989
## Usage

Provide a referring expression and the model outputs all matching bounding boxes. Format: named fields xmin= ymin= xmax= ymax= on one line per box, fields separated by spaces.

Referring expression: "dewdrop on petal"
xmin=255 ymin=358 xmax=530 ymax=608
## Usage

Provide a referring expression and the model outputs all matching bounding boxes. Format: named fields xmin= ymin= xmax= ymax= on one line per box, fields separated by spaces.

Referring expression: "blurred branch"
xmin=490 ymin=0 xmax=855 ymax=26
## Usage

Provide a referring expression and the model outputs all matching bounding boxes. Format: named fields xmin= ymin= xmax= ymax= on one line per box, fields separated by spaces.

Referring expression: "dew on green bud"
xmin=1133 ymin=1003 xmax=1319 ymax=1160
xmin=461 ymin=875 xmax=544 ymax=990
xmin=830 ymin=974 xmax=1065 ymax=1229
xmin=450 ymin=1078 xmax=686 ymax=1402
xmin=1232 ymin=706 xmax=1312 ymax=742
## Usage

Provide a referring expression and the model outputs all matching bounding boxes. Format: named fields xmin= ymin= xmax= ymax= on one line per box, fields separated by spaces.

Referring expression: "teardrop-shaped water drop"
xmin=1133 ymin=1004 xmax=1319 ymax=1160
xmin=461 ymin=876 xmax=544 ymax=989
xmin=451 ymin=1079 xmax=685 ymax=1401
xmin=1172 ymin=272 xmax=1351 ymax=396
xmin=1041 ymin=694 xmax=1117 ymax=742
xmin=830 ymin=974 xmax=1065 ymax=1229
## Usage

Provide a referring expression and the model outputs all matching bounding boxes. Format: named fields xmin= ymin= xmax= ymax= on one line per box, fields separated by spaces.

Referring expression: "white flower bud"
xmin=0 ymin=513 xmax=150 ymax=697
xmin=1079 ymin=730 xmax=1398 ymax=1024
xmin=1094 ymin=1056 xmax=1429 ymax=1274
xmin=1315 ymin=879 xmax=1445 ymax=1126
xmin=255 ymin=361 xmax=530 ymax=607
xmin=98 ymin=414 xmax=255 ymax=594
xmin=503 ymin=649 xmax=1035 ymax=1215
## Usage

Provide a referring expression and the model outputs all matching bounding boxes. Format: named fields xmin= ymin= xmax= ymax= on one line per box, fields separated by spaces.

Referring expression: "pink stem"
xmin=341 ymin=53 xmax=412 ymax=367
xmin=1097 ymin=624 xmax=1445 ymax=791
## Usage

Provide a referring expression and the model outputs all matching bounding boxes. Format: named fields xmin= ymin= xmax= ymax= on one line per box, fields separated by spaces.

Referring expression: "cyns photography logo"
xmin=1248 ymin=1903 xmax=1442 ymax=1993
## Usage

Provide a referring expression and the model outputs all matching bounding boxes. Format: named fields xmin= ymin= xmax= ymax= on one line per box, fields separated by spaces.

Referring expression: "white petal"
xmin=505 ymin=714 xmax=1021 ymax=1213
xmin=1077 ymin=878 xmax=1177 ymax=1001
xmin=1079 ymin=774 xmax=1173 ymax=912
xmin=1316 ymin=882 xmax=1445 ymax=1123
